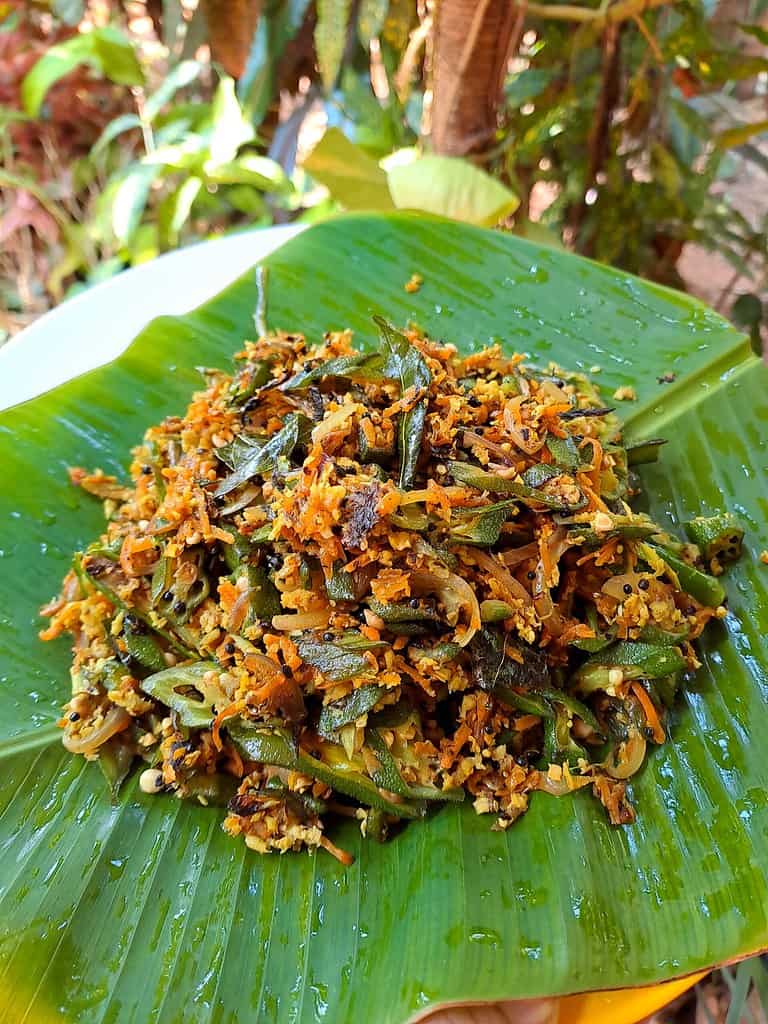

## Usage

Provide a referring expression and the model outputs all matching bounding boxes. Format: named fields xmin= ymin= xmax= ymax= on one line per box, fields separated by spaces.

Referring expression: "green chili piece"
xmin=494 ymin=685 xmax=554 ymax=718
xmin=412 ymin=641 xmax=462 ymax=663
xmin=75 ymin=554 xmax=197 ymax=658
xmin=358 ymin=421 xmax=395 ymax=466
xmin=684 ymin=513 xmax=744 ymax=564
xmin=388 ymin=505 xmax=429 ymax=531
xmin=326 ymin=562 xmax=369 ymax=602
xmin=367 ymin=598 xmax=440 ymax=623
xmin=183 ymin=773 xmax=239 ymax=806
xmin=366 ymin=730 xmax=463 ymax=802
xmin=86 ymin=536 xmax=123 ymax=561
xmin=368 ymin=698 xmax=415 ymax=729
xmin=334 ymin=631 xmax=389 ymax=651
xmin=480 ymin=599 xmax=515 ymax=622
xmin=625 ymin=438 xmax=667 ymax=465
xmin=227 ymin=719 xmax=298 ymax=765
xmin=530 ymin=687 xmax=603 ymax=736
xmin=638 ymin=625 xmax=689 ymax=646
xmin=140 ymin=662 xmax=219 ymax=728
xmin=649 ymin=671 xmax=683 ymax=709
xmin=542 ymin=706 xmax=587 ymax=767
xmin=448 ymin=461 xmax=587 ymax=512
xmin=247 ymin=565 xmax=281 ymax=621
xmin=574 ymin=641 xmax=686 ymax=693
xmin=649 ymin=544 xmax=726 ymax=607
xmin=571 ymin=605 xmax=614 ymax=652
xmin=318 ymin=684 xmax=386 ymax=740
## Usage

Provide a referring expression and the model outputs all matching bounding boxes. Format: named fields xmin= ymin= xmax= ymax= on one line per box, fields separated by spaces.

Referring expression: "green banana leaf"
xmin=1 ymin=212 xmax=767 ymax=1023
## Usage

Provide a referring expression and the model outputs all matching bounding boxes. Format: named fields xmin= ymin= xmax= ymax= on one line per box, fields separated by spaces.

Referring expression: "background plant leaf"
xmin=304 ymin=126 xmax=394 ymax=209
xmin=21 ymin=27 xmax=144 ymax=117
xmin=315 ymin=0 xmax=352 ymax=92
xmin=387 ymin=155 xmax=519 ymax=225
xmin=0 ymin=213 xmax=767 ymax=1023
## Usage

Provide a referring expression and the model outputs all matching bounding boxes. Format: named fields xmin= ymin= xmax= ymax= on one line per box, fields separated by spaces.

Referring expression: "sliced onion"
xmin=604 ymin=730 xmax=646 ymax=779
xmin=409 ymin=569 xmax=481 ymax=647
xmin=62 ymin=706 xmax=131 ymax=754
xmin=272 ymin=609 xmax=330 ymax=631
xmin=228 ymin=586 xmax=251 ymax=633
xmin=218 ymin=484 xmax=261 ymax=517
xmin=469 ymin=549 xmax=533 ymax=608
xmin=502 ymin=402 xmax=547 ymax=455
xmin=461 ymin=430 xmax=514 ymax=466
xmin=500 ymin=542 xmax=540 ymax=568
xmin=536 ymin=772 xmax=592 ymax=797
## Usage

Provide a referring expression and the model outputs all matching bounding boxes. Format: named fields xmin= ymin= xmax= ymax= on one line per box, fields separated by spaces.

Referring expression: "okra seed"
xmin=139 ymin=769 xmax=164 ymax=794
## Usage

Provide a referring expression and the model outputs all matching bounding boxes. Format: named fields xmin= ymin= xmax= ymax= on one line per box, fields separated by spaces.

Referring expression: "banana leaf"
xmin=1 ymin=212 xmax=767 ymax=1023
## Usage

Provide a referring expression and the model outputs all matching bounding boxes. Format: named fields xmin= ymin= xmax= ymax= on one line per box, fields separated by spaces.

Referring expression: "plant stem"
xmin=526 ymin=0 xmax=675 ymax=25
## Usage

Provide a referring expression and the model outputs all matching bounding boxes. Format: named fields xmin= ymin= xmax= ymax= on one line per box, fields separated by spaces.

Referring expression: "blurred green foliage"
xmin=0 ymin=0 xmax=766 ymax=326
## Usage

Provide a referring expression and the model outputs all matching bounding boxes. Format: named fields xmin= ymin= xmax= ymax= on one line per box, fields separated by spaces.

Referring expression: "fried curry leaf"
xmin=317 ymin=684 xmax=385 ymax=739
xmin=469 ymin=627 xmax=551 ymax=693
xmin=295 ymin=638 xmax=374 ymax=682
xmin=449 ymin=461 xmax=587 ymax=512
xmin=373 ymin=316 xmax=431 ymax=489
xmin=215 ymin=413 xmax=312 ymax=497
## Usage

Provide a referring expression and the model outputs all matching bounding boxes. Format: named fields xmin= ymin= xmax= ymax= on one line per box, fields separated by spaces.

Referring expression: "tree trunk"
xmin=201 ymin=0 xmax=264 ymax=79
xmin=431 ymin=0 xmax=519 ymax=157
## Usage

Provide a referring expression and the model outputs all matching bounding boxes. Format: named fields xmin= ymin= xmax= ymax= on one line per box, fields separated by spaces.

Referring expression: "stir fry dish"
xmin=40 ymin=317 xmax=743 ymax=863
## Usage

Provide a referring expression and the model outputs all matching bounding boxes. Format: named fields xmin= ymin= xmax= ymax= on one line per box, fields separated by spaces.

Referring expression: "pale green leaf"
xmin=738 ymin=22 xmax=768 ymax=45
xmin=111 ymin=165 xmax=159 ymax=242
xmin=203 ymin=154 xmax=290 ymax=192
xmin=20 ymin=27 xmax=143 ymax=117
xmin=239 ymin=0 xmax=311 ymax=124
xmin=20 ymin=33 xmax=97 ymax=116
xmin=91 ymin=113 xmax=143 ymax=155
xmin=143 ymin=59 xmax=202 ymax=122
xmin=91 ymin=26 xmax=145 ymax=86
xmin=157 ymin=176 xmax=202 ymax=244
xmin=141 ymin=138 xmax=207 ymax=170
xmin=387 ymin=155 xmax=519 ymax=225
xmin=358 ymin=0 xmax=389 ymax=44
xmin=315 ymin=0 xmax=352 ymax=91
xmin=208 ymin=75 xmax=255 ymax=166
xmin=52 ymin=0 xmax=85 ymax=26
xmin=717 ymin=119 xmax=768 ymax=149
xmin=303 ymin=127 xmax=394 ymax=209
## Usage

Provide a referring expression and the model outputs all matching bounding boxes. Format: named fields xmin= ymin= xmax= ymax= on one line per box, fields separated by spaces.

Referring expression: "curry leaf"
xmin=296 ymin=639 xmax=374 ymax=682
xmin=214 ymin=413 xmax=312 ymax=497
xmin=374 ymin=315 xmax=431 ymax=489
xmin=317 ymin=684 xmax=385 ymax=738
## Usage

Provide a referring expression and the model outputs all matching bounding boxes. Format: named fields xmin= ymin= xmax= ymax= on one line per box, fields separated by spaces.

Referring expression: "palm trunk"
xmin=201 ymin=0 xmax=264 ymax=79
xmin=430 ymin=0 xmax=519 ymax=157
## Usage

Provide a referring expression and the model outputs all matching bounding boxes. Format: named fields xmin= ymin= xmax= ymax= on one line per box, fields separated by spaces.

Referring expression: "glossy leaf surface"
xmin=1 ymin=213 xmax=767 ymax=1023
